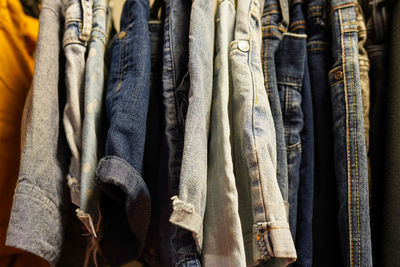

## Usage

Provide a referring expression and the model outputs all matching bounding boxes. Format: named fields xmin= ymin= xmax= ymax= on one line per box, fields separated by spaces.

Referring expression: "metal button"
xmin=334 ymin=70 xmax=343 ymax=80
xmin=118 ymin=31 xmax=126 ymax=39
xmin=238 ymin=40 xmax=250 ymax=52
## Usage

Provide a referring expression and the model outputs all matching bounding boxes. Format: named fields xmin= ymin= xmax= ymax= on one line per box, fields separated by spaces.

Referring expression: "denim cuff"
xmin=6 ymin=182 xmax=63 ymax=265
xmin=96 ymin=156 xmax=151 ymax=262
xmin=169 ymin=196 xmax=203 ymax=253
xmin=255 ymin=221 xmax=297 ymax=263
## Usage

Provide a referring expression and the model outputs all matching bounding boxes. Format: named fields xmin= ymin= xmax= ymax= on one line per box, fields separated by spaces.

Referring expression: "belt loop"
xmin=80 ymin=0 xmax=93 ymax=42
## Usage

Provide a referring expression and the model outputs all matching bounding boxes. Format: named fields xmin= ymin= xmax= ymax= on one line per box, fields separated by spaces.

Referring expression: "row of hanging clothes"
xmin=0 ymin=0 xmax=397 ymax=266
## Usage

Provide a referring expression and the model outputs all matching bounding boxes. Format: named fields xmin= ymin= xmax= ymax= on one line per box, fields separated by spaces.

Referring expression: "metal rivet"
xmin=118 ymin=31 xmax=126 ymax=39
xmin=334 ymin=70 xmax=343 ymax=80
xmin=238 ymin=40 xmax=250 ymax=52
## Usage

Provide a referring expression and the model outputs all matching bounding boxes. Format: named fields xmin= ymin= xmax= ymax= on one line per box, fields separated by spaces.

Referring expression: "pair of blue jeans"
xmin=329 ymin=0 xmax=372 ymax=265
xmin=96 ymin=0 xmax=151 ymax=264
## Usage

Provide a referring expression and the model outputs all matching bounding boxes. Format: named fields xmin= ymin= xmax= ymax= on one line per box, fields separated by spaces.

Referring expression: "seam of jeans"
xmin=345 ymin=6 xmax=362 ymax=264
xmin=339 ymin=8 xmax=353 ymax=266
xmin=249 ymin=0 xmax=268 ymax=229
xmin=263 ymin=15 xmax=271 ymax=95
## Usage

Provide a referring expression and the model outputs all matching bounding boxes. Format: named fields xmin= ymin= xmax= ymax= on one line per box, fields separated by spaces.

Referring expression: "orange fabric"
xmin=0 ymin=0 xmax=48 ymax=266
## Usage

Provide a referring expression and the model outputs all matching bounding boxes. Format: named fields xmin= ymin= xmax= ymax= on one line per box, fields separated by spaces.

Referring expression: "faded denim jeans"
xmin=95 ymin=0 xmax=151 ymax=264
xmin=6 ymin=0 xmax=89 ymax=264
xmin=329 ymin=0 xmax=372 ymax=265
xmin=201 ymin=0 xmax=246 ymax=266
xmin=169 ymin=0 xmax=215 ymax=261
xmin=78 ymin=0 xmax=110 ymax=236
xmin=63 ymin=0 xmax=91 ymax=207
xmin=230 ymin=0 xmax=296 ymax=265
xmin=261 ymin=0 xmax=289 ymax=204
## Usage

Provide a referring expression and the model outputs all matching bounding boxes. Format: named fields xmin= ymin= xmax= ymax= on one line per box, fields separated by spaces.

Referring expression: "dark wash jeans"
xmin=329 ymin=0 xmax=372 ymax=265
xmin=307 ymin=1 xmax=343 ymax=266
xmin=96 ymin=0 xmax=151 ymax=265
xmin=287 ymin=1 xmax=315 ymax=266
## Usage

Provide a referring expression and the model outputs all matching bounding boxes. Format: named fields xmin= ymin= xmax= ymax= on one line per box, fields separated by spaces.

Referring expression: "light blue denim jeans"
xmin=202 ymin=0 xmax=246 ymax=266
xmin=230 ymin=0 xmax=296 ymax=265
xmin=78 ymin=0 xmax=110 ymax=236
xmin=63 ymin=0 xmax=92 ymax=207
xmin=329 ymin=0 xmax=372 ymax=265
xmin=169 ymin=0 xmax=215 ymax=257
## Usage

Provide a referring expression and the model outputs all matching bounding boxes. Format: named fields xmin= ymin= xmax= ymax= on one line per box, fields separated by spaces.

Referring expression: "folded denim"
xmin=96 ymin=0 xmax=152 ymax=264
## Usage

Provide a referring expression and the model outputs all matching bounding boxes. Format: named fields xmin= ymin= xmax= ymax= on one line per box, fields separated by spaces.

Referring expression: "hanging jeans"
xmin=329 ymin=0 xmax=372 ymax=265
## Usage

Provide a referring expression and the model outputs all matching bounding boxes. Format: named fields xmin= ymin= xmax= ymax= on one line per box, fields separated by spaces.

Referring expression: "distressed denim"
xmin=160 ymin=0 xmax=200 ymax=266
xmin=276 ymin=32 xmax=306 ymax=240
xmin=78 ymin=0 xmax=110 ymax=236
xmin=202 ymin=0 xmax=246 ymax=266
xmin=329 ymin=0 xmax=372 ymax=265
xmin=6 ymin=0 xmax=89 ymax=264
xmin=261 ymin=0 xmax=289 ymax=203
xmin=306 ymin=1 xmax=343 ymax=265
xmin=168 ymin=0 xmax=215 ymax=259
xmin=95 ymin=0 xmax=151 ymax=264
xmin=63 ymin=0 xmax=91 ymax=207
xmin=287 ymin=1 xmax=314 ymax=266
xmin=231 ymin=0 xmax=296 ymax=265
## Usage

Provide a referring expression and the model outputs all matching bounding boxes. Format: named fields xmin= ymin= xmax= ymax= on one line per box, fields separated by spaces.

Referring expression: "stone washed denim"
xmin=168 ymin=0 xmax=215 ymax=259
xmin=95 ymin=0 xmax=151 ymax=264
xmin=78 ymin=0 xmax=110 ymax=236
xmin=230 ymin=0 xmax=296 ymax=265
xmin=160 ymin=0 xmax=200 ymax=266
xmin=6 ymin=0 xmax=90 ymax=264
xmin=287 ymin=1 xmax=315 ymax=266
xmin=306 ymin=1 xmax=343 ymax=265
xmin=201 ymin=0 xmax=246 ymax=266
xmin=329 ymin=0 xmax=372 ymax=265
xmin=261 ymin=0 xmax=289 ymax=204
xmin=63 ymin=0 xmax=91 ymax=207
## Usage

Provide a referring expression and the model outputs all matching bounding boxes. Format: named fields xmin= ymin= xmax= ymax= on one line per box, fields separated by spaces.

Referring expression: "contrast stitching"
xmin=346 ymin=6 xmax=362 ymax=264
xmin=256 ymin=227 xmax=281 ymax=240
xmin=331 ymin=80 xmax=343 ymax=87
xmin=333 ymin=2 xmax=355 ymax=10
xmin=290 ymin=20 xmax=306 ymax=26
xmin=339 ymin=8 xmax=353 ymax=266
xmin=262 ymin=32 xmax=283 ymax=37
xmin=308 ymin=5 xmax=323 ymax=10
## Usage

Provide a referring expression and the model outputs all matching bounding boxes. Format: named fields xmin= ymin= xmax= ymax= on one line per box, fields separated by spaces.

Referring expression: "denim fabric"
xmin=160 ymin=0 xmax=200 ymax=266
xmin=63 ymin=0 xmax=91 ymax=207
xmin=306 ymin=1 xmax=343 ymax=265
xmin=276 ymin=31 xmax=306 ymax=240
xmin=168 ymin=0 xmax=215 ymax=258
xmin=6 ymin=0 xmax=87 ymax=264
xmin=288 ymin=1 xmax=314 ymax=266
xmin=261 ymin=0 xmax=289 ymax=204
xmin=329 ymin=0 xmax=372 ymax=265
xmin=231 ymin=0 xmax=296 ymax=265
xmin=95 ymin=0 xmax=151 ymax=264
xmin=140 ymin=19 xmax=165 ymax=267
xmin=202 ymin=0 xmax=246 ymax=266
xmin=78 ymin=0 xmax=109 ymax=236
